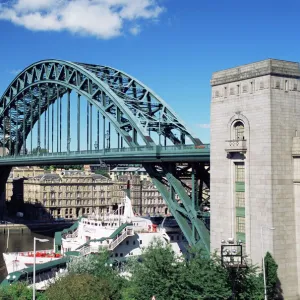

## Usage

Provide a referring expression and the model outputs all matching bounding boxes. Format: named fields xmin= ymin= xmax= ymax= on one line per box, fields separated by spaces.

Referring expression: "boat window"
xmin=120 ymin=253 xmax=123 ymax=257
xmin=140 ymin=240 xmax=142 ymax=245
xmin=177 ymin=235 xmax=179 ymax=240
xmin=171 ymin=236 xmax=174 ymax=241
xmin=126 ymin=241 xmax=129 ymax=245
xmin=133 ymin=241 xmax=136 ymax=245
xmin=115 ymin=253 xmax=118 ymax=257
xmin=88 ymin=222 xmax=90 ymax=225
xmin=182 ymin=235 xmax=185 ymax=241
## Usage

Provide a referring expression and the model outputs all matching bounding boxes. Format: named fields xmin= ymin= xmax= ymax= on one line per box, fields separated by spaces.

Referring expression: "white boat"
xmin=3 ymin=249 xmax=63 ymax=274
xmin=55 ymin=195 xmax=187 ymax=260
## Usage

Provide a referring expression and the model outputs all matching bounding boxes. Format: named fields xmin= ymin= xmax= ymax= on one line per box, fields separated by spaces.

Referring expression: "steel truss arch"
xmin=76 ymin=62 xmax=202 ymax=146
xmin=0 ymin=60 xmax=150 ymax=153
xmin=0 ymin=59 xmax=201 ymax=153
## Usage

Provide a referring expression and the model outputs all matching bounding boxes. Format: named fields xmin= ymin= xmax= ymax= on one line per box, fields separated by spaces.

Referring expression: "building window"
xmin=234 ymin=121 xmax=244 ymax=140
xmin=236 ymin=217 xmax=245 ymax=233
xmin=236 ymin=192 xmax=245 ymax=207
xmin=235 ymin=164 xmax=245 ymax=182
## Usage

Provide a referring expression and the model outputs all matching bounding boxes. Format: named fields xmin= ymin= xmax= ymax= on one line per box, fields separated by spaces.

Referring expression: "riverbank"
xmin=0 ymin=221 xmax=74 ymax=234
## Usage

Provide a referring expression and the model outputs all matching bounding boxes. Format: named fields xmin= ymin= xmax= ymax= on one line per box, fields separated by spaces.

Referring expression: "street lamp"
xmin=261 ymin=226 xmax=275 ymax=300
xmin=33 ymin=237 xmax=49 ymax=300
xmin=221 ymin=238 xmax=247 ymax=299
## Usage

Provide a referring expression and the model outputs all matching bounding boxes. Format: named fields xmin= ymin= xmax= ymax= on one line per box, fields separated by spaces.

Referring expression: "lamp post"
xmin=221 ymin=238 xmax=247 ymax=300
xmin=33 ymin=237 xmax=49 ymax=300
xmin=261 ymin=226 xmax=275 ymax=300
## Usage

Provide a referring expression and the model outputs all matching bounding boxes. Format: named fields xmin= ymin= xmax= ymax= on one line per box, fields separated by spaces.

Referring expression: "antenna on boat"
xmin=5 ymin=228 xmax=9 ymax=252
xmin=126 ymin=180 xmax=131 ymax=199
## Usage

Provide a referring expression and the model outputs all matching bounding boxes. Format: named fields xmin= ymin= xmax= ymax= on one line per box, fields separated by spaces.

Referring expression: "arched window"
xmin=234 ymin=121 xmax=244 ymax=140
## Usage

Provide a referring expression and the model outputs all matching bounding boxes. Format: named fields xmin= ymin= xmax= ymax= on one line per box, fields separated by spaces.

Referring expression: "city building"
xmin=6 ymin=166 xmax=168 ymax=220
xmin=109 ymin=166 xmax=149 ymax=181
xmin=211 ymin=59 xmax=300 ymax=299
xmin=11 ymin=166 xmax=45 ymax=178
xmin=141 ymin=180 xmax=168 ymax=215
xmin=7 ymin=170 xmax=114 ymax=220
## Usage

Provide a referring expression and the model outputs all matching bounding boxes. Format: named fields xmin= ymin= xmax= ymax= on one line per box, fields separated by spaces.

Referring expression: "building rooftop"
xmin=211 ymin=58 xmax=300 ymax=86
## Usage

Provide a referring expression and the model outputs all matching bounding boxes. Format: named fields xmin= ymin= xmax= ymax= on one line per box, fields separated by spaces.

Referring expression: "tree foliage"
xmin=0 ymin=282 xmax=45 ymax=300
xmin=122 ymin=239 xmax=188 ymax=300
xmin=45 ymin=273 xmax=114 ymax=300
xmin=95 ymin=169 xmax=110 ymax=178
xmin=265 ymin=252 xmax=283 ymax=299
xmin=31 ymin=147 xmax=48 ymax=155
xmin=62 ymin=250 xmax=124 ymax=300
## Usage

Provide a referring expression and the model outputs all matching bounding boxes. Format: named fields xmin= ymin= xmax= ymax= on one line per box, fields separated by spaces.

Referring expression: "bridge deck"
xmin=0 ymin=145 xmax=210 ymax=166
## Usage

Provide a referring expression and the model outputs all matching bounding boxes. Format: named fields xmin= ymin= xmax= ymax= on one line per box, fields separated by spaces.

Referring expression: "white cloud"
xmin=0 ymin=0 xmax=164 ymax=39
xmin=129 ymin=25 xmax=141 ymax=36
xmin=196 ymin=123 xmax=210 ymax=129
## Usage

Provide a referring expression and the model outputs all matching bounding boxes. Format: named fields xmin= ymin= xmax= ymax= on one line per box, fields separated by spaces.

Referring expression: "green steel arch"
xmin=0 ymin=59 xmax=201 ymax=154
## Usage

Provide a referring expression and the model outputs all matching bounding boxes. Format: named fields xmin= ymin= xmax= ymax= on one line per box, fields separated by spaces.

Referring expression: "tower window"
xmin=235 ymin=164 xmax=245 ymax=182
xmin=236 ymin=217 xmax=245 ymax=233
xmin=234 ymin=121 xmax=244 ymax=140
xmin=236 ymin=192 xmax=245 ymax=207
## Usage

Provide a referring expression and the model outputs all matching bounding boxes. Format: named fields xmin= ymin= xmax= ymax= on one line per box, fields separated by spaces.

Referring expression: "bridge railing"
xmin=0 ymin=144 xmax=210 ymax=160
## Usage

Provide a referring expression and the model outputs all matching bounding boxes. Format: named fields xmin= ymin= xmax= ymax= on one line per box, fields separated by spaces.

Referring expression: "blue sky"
xmin=0 ymin=0 xmax=300 ymax=144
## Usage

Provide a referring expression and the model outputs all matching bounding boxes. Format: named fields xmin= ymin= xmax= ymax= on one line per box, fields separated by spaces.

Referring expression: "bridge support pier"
xmin=0 ymin=166 xmax=11 ymax=220
xmin=144 ymin=162 xmax=210 ymax=252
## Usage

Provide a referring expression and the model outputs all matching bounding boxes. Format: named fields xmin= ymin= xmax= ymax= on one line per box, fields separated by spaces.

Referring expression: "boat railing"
xmin=65 ymin=229 xmax=78 ymax=239
xmin=79 ymin=244 xmax=107 ymax=256
xmin=8 ymin=249 xmax=54 ymax=257
xmin=108 ymin=226 xmax=134 ymax=251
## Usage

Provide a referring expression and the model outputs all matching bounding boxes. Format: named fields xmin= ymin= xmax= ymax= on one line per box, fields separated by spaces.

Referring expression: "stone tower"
xmin=210 ymin=59 xmax=300 ymax=299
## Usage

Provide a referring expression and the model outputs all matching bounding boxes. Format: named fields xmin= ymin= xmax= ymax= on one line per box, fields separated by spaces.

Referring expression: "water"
xmin=0 ymin=229 xmax=54 ymax=281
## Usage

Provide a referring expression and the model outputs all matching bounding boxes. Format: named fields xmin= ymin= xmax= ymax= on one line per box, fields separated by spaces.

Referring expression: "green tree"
xmin=123 ymin=240 xmax=197 ymax=300
xmin=225 ymin=264 xmax=264 ymax=300
xmin=265 ymin=252 xmax=282 ymax=299
xmin=0 ymin=282 xmax=45 ymax=300
xmin=66 ymin=250 xmax=124 ymax=300
xmin=31 ymin=147 xmax=48 ymax=155
xmin=95 ymin=169 xmax=110 ymax=178
xmin=45 ymin=273 xmax=114 ymax=300
xmin=182 ymin=250 xmax=231 ymax=300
